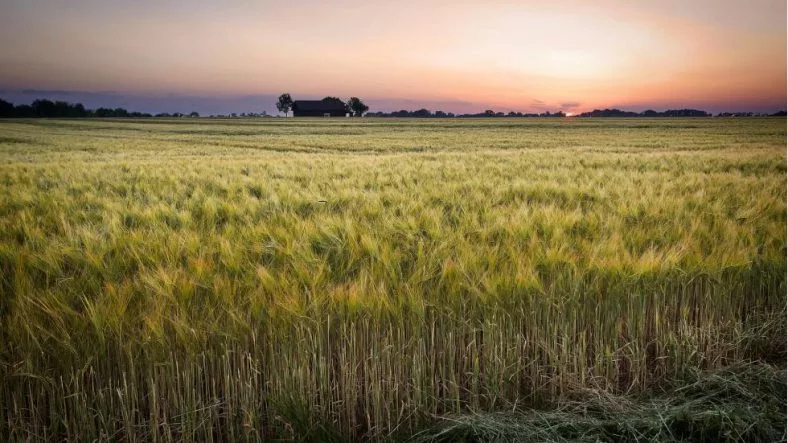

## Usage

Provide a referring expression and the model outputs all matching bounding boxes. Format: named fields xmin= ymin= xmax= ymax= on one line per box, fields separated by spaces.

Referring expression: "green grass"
xmin=409 ymin=363 xmax=787 ymax=442
xmin=0 ymin=117 xmax=785 ymax=441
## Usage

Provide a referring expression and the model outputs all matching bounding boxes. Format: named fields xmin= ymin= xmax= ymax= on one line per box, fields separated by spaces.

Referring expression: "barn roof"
xmin=292 ymin=100 xmax=346 ymax=112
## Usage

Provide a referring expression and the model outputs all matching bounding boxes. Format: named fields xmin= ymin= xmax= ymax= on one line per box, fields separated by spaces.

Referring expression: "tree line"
xmin=366 ymin=109 xmax=568 ymax=118
xmin=716 ymin=111 xmax=786 ymax=117
xmin=367 ymin=108 xmax=786 ymax=118
xmin=0 ymin=98 xmax=162 ymax=118
xmin=578 ymin=108 xmax=708 ymax=117
xmin=0 ymin=98 xmax=214 ymax=118
xmin=578 ymin=108 xmax=786 ymax=117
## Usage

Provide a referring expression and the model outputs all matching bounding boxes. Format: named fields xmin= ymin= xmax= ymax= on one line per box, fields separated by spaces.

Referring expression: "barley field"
xmin=0 ymin=117 xmax=785 ymax=441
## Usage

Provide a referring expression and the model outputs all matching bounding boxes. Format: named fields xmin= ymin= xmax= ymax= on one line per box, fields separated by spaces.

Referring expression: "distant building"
xmin=292 ymin=100 xmax=347 ymax=117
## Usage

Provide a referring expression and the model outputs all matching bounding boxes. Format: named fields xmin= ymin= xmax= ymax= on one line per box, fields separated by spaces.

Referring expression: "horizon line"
xmin=0 ymin=91 xmax=785 ymax=117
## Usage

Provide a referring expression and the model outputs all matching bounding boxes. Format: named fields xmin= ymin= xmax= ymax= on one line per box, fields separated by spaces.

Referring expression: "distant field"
xmin=1 ymin=118 xmax=785 ymax=441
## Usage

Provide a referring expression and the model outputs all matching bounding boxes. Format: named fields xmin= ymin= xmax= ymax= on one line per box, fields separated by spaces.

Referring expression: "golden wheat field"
xmin=0 ymin=117 xmax=786 ymax=441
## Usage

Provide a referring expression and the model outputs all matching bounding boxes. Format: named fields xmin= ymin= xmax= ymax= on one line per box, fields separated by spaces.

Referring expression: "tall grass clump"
xmin=0 ymin=117 xmax=785 ymax=440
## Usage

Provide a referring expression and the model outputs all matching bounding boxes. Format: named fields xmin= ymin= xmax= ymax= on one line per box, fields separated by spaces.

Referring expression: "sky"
xmin=0 ymin=0 xmax=785 ymax=115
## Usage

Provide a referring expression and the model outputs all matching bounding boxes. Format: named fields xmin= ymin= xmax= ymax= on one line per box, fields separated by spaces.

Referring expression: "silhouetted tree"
xmin=276 ymin=93 xmax=293 ymax=117
xmin=346 ymin=97 xmax=369 ymax=117
xmin=31 ymin=99 xmax=57 ymax=117
xmin=54 ymin=101 xmax=70 ymax=116
xmin=577 ymin=108 xmax=639 ymax=117
xmin=15 ymin=105 xmax=35 ymax=117
xmin=69 ymin=103 xmax=88 ymax=117
xmin=94 ymin=107 xmax=114 ymax=117
xmin=189 ymin=111 xmax=200 ymax=118
xmin=0 ymin=99 xmax=14 ymax=117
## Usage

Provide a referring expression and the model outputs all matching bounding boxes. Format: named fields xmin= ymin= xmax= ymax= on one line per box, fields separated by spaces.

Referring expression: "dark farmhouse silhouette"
xmin=292 ymin=100 xmax=347 ymax=117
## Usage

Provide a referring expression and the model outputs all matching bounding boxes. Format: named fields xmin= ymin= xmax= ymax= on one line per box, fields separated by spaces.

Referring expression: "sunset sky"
xmin=0 ymin=0 xmax=785 ymax=114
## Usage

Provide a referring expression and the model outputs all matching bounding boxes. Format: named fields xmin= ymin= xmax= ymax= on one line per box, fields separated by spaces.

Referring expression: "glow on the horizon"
xmin=0 ymin=0 xmax=784 ymax=113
